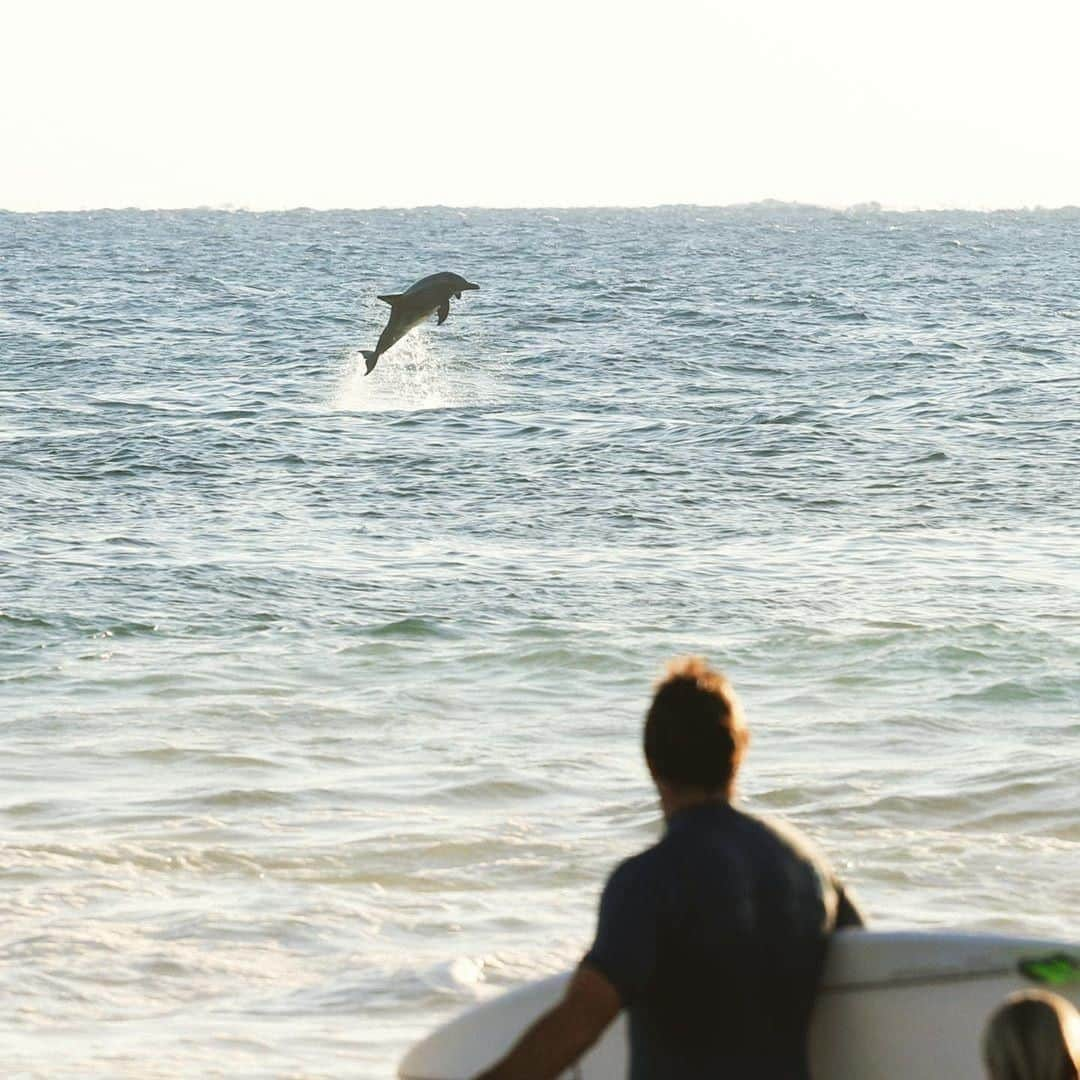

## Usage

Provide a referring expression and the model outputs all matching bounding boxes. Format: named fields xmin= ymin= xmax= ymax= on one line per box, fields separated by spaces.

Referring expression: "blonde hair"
xmin=983 ymin=990 xmax=1080 ymax=1080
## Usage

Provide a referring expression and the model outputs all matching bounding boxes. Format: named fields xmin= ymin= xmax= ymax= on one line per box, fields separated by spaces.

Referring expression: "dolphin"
xmin=361 ymin=272 xmax=479 ymax=374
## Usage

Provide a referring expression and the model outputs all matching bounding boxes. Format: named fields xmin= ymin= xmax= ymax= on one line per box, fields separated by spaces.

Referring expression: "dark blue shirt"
xmin=583 ymin=802 xmax=863 ymax=1080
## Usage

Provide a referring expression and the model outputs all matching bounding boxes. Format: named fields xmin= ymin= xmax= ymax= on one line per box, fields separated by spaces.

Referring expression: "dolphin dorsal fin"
xmin=377 ymin=293 xmax=405 ymax=305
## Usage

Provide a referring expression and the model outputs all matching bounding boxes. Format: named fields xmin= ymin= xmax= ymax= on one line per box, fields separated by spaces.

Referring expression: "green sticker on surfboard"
xmin=1018 ymin=953 xmax=1080 ymax=987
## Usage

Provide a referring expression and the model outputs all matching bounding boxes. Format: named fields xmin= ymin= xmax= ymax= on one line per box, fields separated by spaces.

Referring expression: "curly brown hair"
xmin=644 ymin=656 xmax=749 ymax=793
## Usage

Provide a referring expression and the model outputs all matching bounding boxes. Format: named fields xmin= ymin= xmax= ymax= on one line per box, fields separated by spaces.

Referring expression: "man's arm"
xmin=473 ymin=963 xmax=621 ymax=1080
xmin=834 ymin=879 xmax=866 ymax=929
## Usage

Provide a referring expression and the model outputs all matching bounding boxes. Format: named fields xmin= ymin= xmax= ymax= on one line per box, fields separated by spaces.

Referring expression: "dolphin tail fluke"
xmin=362 ymin=350 xmax=378 ymax=375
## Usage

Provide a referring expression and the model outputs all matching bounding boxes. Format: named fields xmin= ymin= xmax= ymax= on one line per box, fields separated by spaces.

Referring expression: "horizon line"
xmin=3 ymin=198 xmax=1080 ymax=216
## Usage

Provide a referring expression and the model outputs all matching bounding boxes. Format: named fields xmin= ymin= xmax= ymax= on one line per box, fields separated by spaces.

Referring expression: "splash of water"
xmin=331 ymin=328 xmax=492 ymax=414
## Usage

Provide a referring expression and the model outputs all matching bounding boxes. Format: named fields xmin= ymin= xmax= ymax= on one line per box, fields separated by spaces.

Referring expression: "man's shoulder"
xmin=740 ymin=808 xmax=867 ymax=925
xmin=731 ymin=807 xmax=835 ymax=869
xmin=602 ymin=836 xmax=671 ymax=897
xmin=603 ymin=808 xmax=837 ymax=888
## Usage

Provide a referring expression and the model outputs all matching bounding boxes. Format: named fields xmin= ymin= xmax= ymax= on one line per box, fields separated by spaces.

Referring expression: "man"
xmin=476 ymin=657 xmax=864 ymax=1080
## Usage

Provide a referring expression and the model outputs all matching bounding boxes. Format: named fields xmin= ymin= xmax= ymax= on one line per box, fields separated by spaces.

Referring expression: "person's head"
xmin=644 ymin=656 xmax=749 ymax=812
xmin=983 ymin=990 xmax=1080 ymax=1080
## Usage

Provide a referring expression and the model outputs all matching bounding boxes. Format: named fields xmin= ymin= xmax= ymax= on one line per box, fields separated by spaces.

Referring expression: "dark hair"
xmin=644 ymin=657 xmax=748 ymax=792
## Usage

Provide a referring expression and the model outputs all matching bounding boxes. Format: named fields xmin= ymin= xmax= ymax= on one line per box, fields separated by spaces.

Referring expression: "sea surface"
xmin=1 ymin=205 xmax=1078 ymax=1077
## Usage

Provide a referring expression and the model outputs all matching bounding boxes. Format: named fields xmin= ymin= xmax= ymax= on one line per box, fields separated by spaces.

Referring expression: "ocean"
xmin=1 ymin=205 xmax=1077 ymax=1077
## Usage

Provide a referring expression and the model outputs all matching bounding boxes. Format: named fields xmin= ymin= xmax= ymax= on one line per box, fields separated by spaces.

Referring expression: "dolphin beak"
xmin=465 ymin=282 xmax=479 ymax=290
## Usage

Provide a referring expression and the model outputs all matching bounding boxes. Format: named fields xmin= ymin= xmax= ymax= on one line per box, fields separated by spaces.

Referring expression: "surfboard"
xmin=399 ymin=931 xmax=1080 ymax=1079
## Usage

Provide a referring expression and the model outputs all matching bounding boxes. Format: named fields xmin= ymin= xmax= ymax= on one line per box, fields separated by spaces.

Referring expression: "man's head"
xmin=983 ymin=990 xmax=1080 ymax=1080
xmin=644 ymin=657 xmax=748 ymax=806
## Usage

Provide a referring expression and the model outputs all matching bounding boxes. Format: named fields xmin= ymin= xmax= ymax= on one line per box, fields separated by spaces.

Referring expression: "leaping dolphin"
xmin=361 ymin=272 xmax=479 ymax=375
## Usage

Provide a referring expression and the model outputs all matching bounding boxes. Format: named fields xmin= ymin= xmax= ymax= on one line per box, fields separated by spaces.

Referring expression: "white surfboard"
xmin=400 ymin=931 xmax=1080 ymax=1079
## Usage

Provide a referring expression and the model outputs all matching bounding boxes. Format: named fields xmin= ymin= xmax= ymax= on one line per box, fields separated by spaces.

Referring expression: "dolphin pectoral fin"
xmin=436 ymin=301 xmax=450 ymax=325
xmin=377 ymin=293 xmax=404 ymax=305
xmin=362 ymin=350 xmax=379 ymax=374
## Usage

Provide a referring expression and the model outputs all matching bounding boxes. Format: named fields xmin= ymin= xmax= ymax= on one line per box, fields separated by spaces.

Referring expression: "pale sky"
xmin=3 ymin=0 xmax=1079 ymax=211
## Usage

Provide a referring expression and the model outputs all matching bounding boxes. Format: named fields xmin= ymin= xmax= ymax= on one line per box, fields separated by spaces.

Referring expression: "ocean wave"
xmin=3 ymin=206 xmax=1079 ymax=1077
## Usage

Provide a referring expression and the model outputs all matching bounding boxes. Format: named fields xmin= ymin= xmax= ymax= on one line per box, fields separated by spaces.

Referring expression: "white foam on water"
xmin=332 ymin=327 xmax=498 ymax=414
